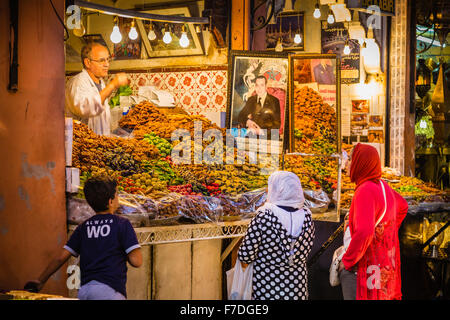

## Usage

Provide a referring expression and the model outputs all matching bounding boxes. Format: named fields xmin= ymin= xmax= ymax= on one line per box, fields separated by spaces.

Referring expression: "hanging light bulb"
xmin=128 ymin=20 xmax=138 ymax=40
xmin=275 ymin=38 xmax=283 ymax=52
xmin=163 ymin=24 xmax=172 ymax=44
xmin=179 ymin=25 xmax=190 ymax=48
xmin=313 ymin=3 xmax=321 ymax=19
xmin=110 ymin=17 xmax=122 ymax=44
xmin=327 ymin=10 xmax=335 ymax=24
xmin=343 ymin=39 xmax=351 ymax=55
xmin=147 ymin=23 xmax=157 ymax=41
xmin=293 ymin=13 xmax=302 ymax=45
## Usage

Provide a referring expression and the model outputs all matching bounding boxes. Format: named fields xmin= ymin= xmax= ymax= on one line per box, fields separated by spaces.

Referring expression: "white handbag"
xmin=329 ymin=245 xmax=345 ymax=287
xmin=329 ymin=181 xmax=387 ymax=287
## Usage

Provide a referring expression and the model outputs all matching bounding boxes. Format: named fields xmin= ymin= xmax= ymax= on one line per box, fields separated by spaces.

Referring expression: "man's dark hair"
xmin=80 ymin=42 xmax=104 ymax=68
xmin=83 ymin=175 xmax=117 ymax=212
xmin=255 ymin=75 xmax=267 ymax=85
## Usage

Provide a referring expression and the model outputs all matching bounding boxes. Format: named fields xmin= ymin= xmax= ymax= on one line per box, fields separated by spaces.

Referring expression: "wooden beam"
xmin=221 ymin=237 xmax=242 ymax=263
xmin=136 ymin=20 xmax=152 ymax=58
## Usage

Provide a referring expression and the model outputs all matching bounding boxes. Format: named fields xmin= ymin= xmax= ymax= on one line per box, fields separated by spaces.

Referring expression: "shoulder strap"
xmin=375 ymin=180 xmax=387 ymax=227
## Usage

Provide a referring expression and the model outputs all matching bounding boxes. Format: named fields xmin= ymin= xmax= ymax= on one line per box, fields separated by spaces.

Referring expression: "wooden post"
xmin=231 ymin=0 xmax=251 ymax=50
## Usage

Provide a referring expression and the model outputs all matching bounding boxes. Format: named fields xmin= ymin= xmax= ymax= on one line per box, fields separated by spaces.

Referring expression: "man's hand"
xmin=101 ymin=72 xmax=129 ymax=104
xmin=246 ymin=119 xmax=262 ymax=135
xmin=112 ymin=72 xmax=129 ymax=89
xmin=24 ymin=280 xmax=44 ymax=293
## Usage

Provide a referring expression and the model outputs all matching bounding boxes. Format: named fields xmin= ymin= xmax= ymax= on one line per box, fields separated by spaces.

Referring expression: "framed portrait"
xmin=226 ymin=50 xmax=289 ymax=143
xmin=368 ymin=130 xmax=384 ymax=143
xmin=266 ymin=11 xmax=305 ymax=51
xmin=137 ymin=7 xmax=203 ymax=58
xmin=288 ymin=54 xmax=341 ymax=154
xmin=350 ymin=114 xmax=368 ymax=127
xmin=351 ymin=99 xmax=370 ymax=113
xmin=369 ymin=115 xmax=383 ymax=127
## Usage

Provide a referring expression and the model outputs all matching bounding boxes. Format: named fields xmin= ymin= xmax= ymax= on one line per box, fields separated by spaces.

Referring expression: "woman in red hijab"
xmin=339 ymin=143 xmax=408 ymax=300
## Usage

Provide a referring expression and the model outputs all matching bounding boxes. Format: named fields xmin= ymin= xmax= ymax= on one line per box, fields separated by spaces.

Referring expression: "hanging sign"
xmin=347 ymin=0 xmax=395 ymax=16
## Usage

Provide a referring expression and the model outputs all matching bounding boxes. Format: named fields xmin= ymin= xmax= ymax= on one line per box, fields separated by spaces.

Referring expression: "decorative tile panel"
xmin=66 ymin=68 xmax=228 ymax=125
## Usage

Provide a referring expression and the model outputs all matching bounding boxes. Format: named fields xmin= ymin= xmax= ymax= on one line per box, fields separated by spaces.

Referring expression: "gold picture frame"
xmin=138 ymin=7 xmax=204 ymax=58
xmin=288 ymin=54 xmax=341 ymax=154
xmin=226 ymin=50 xmax=289 ymax=144
xmin=286 ymin=53 xmax=342 ymax=222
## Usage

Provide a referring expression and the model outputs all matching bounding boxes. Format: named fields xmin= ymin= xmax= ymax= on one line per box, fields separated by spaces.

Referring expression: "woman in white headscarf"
xmin=238 ymin=171 xmax=315 ymax=300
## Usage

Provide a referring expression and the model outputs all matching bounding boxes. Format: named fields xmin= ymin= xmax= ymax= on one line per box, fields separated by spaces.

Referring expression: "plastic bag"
xmin=303 ymin=189 xmax=330 ymax=213
xmin=227 ymin=258 xmax=253 ymax=300
xmin=177 ymin=194 xmax=223 ymax=223
xmin=67 ymin=197 xmax=95 ymax=225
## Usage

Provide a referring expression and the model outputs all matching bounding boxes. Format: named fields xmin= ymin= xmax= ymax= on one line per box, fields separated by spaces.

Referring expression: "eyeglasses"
xmin=89 ymin=57 xmax=112 ymax=64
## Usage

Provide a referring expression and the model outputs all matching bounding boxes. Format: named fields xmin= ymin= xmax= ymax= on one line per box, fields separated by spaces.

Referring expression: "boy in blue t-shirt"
xmin=25 ymin=176 xmax=142 ymax=299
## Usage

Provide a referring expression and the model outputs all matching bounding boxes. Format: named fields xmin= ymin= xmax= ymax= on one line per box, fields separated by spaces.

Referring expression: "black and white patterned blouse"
xmin=238 ymin=207 xmax=315 ymax=300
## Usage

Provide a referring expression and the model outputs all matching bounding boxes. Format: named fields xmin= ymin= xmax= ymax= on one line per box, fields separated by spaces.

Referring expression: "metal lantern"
xmin=416 ymin=58 xmax=431 ymax=99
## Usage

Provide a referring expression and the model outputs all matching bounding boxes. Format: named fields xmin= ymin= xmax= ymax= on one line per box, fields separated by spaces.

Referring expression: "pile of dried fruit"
xmin=338 ymin=168 xmax=448 ymax=209
xmin=118 ymin=101 xmax=168 ymax=130
xmin=292 ymin=86 xmax=337 ymax=155
xmin=129 ymin=105 xmax=226 ymax=141
xmin=72 ymin=122 xmax=159 ymax=172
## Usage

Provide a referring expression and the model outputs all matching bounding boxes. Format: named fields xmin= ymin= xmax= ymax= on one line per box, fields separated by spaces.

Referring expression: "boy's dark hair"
xmin=83 ymin=176 xmax=117 ymax=212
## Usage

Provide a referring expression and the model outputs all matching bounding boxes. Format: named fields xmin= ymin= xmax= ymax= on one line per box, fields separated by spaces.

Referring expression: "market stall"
xmin=60 ymin=0 xmax=450 ymax=301
xmin=64 ymin=92 xmax=449 ymax=299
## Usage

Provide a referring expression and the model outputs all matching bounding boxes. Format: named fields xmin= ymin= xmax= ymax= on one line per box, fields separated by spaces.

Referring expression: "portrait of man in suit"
xmin=237 ymin=75 xmax=281 ymax=136
xmin=313 ymin=59 xmax=335 ymax=85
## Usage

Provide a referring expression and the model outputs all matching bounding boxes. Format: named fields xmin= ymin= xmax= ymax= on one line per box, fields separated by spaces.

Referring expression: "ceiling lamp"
xmin=110 ymin=17 xmax=122 ymax=44
xmin=313 ymin=1 xmax=321 ymax=19
xmin=275 ymin=37 xmax=283 ymax=52
xmin=179 ymin=25 xmax=190 ymax=48
xmin=343 ymin=39 xmax=351 ymax=55
xmin=163 ymin=24 xmax=172 ymax=44
xmin=293 ymin=13 xmax=302 ymax=44
xmin=362 ymin=26 xmax=381 ymax=74
xmin=327 ymin=9 xmax=335 ymax=24
xmin=147 ymin=22 xmax=157 ymax=41
xmin=128 ymin=20 xmax=138 ymax=40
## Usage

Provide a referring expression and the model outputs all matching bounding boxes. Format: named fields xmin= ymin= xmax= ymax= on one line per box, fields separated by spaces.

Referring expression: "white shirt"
xmin=65 ymin=69 xmax=111 ymax=136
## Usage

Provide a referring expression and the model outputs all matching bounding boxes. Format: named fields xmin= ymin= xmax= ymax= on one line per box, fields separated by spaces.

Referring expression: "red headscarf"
xmin=350 ymin=143 xmax=382 ymax=187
